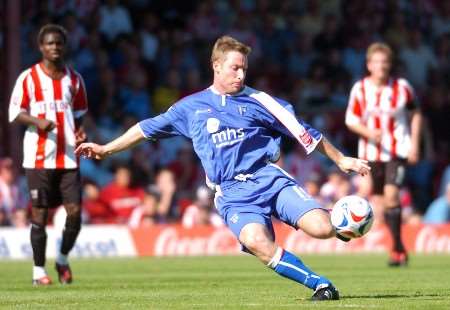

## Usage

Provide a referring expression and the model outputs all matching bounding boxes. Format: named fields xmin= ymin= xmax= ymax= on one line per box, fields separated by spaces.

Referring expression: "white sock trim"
xmin=267 ymin=247 xmax=284 ymax=269
xmin=33 ymin=266 xmax=47 ymax=279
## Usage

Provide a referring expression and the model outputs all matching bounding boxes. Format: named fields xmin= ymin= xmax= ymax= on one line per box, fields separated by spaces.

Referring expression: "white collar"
xmin=208 ymin=85 xmax=247 ymax=97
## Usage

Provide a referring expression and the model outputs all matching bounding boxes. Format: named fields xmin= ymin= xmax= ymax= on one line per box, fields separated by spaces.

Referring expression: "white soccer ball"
xmin=331 ymin=195 xmax=374 ymax=239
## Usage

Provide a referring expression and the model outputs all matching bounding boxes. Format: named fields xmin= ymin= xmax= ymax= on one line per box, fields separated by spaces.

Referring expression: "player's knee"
xmin=384 ymin=185 xmax=400 ymax=207
xmin=306 ymin=215 xmax=334 ymax=239
xmin=241 ymin=234 xmax=276 ymax=263
xmin=297 ymin=209 xmax=334 ymax=239
xmin=313 ymin=221 xmax=335 ymax=239
xmin=64 ymin=203 xmax=81 ymax=218
xmin=31 ymin=207 xmax=48 ymax=226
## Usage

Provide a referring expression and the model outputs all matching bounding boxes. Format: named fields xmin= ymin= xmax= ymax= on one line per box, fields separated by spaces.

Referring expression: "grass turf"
xmin=0 ymin=254 xmax=449 ymax=309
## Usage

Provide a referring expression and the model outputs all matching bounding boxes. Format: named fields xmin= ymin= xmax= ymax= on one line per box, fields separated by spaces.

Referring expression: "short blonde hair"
xmin=210 ymin=36 xmax=252 ymax=66
xmin=366 ymin=42 xmax=393 ymax=61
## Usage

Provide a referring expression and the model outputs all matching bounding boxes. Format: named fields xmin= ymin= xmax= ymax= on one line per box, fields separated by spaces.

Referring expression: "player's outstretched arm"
xmin=75 ymin=124 xmax=145 ymax=160
xmin=316 ymin=137 xmax=370 ymax=176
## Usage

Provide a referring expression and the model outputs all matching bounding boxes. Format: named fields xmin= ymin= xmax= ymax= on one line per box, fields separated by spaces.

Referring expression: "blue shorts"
xmin=215 ymin=164 xmax=325 ymax=239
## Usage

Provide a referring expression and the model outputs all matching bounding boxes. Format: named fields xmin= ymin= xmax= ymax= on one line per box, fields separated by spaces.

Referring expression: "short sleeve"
xmin=345 ymin=82 xmax=363 ymax=126
xmin=138 ymin=101 xmax=190 ymax=140
xmin=9 ymin=70 xmax=31 ymax=122
xmin=71 ymin=71 xmax=88 ymax=118
xmin=399 ymin=78 xmax=418 ymax=110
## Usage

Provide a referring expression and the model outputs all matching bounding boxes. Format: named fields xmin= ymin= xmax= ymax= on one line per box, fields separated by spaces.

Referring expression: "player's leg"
xmin=26 ymin=169 xmax=52 ymax=285
xmin=277 ymin=185 xmax=334 ymax=239
xmin=383 ymin=160 xmax=407 ymax=266
xmin=238 ymin=221 xmax=336 ymax=300
xmin=296 ymin=209 xmax=335 ymax=239
xmin=274 ymin=185 xmax=339 ymax=300
xmin=56 ymin=169 xmax=82 ymax=283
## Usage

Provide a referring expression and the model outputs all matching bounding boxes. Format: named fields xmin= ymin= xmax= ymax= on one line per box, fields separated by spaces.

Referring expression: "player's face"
xmin=39 ymin=32 xmax=66 ymax=63
xmin=213 ymin=51 xmax=247 ymax=94
xmin=367 ymin=51 xmax=391 ymax=81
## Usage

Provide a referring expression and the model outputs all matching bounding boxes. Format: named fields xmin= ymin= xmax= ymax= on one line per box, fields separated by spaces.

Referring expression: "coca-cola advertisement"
xmin=130 ymin=223 xmax=450 ymax=257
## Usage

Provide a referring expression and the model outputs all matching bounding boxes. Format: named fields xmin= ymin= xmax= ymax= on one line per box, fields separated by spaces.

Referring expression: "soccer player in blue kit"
xmin=76 ymin=36 xmax=370 ymax=301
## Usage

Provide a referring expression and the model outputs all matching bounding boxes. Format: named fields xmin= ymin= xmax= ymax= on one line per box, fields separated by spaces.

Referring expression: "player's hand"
xmin=407 ymin=145 xmax=420 ymax=165
xmin=36 ymin=119 xmax=56 ymax=132
xmin=75 ymin=127 xmax=87 ymax=146
xmin=337 ymin=157 xmax=370 ymax=176
xmin=75 ymin=142 xmax=107 ymax=160
xmin=369 ymin=129 xmax=382 ymax=143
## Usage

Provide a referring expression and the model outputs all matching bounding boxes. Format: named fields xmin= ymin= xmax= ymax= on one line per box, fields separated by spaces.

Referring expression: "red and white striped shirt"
xmin=9 ymin=63 xmax=88 ymax=169
xmin=345 ymin=77 xmax=415 ymax=162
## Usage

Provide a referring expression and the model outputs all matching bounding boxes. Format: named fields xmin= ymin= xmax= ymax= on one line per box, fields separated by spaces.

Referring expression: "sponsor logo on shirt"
xmin=206 ymin=118 xmax=220 ymax=133
xmin=207 ymin=118 xmax=246 ymax=148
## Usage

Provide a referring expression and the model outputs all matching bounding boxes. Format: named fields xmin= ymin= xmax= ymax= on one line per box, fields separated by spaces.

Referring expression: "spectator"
xmin=61 ymin=11 xmax=87 ymax=53
xmin=319 ymin=169 xmax=351 ymax=206
xmin=284 ymin=145 xmax=323 ymax=187
xmin=286 ymin=33 xmax=316 ymax=78
xmin=180 ymin=68 xmax=203 ymax=98
xmin=384 ymin=12 xmax=409 ymax=50
xmin=431 ymin=2 xmax=450 ymax=38
xmin=11 ymin=208 xmax=29 ymax=228
xmin=399 ymin=29 xmax=437 ymax=90
xmin=99 ymin=165 xmax=144 ymax=223
xmin=0 ymin=158 xmax=26 ymax=218
xmin=153 ymin=169 xmax=178 ymax=221
xmin=168 ymin=143 xmax=202 ymax=198
xmin=295 ymin=0 xmax=324 ymax=38
xmin=98 ymin=0 xmax=133 ymax=42
xmin=120 ymin=69 xmax=152 ymax=118
xmin=152 ymin=69 xmax=181 ymax=114
xmin=182 ymin=186 xmax=223 ymax=228
xmin=128 ymin=185 xmax=162 ymax=228
xmin=303 ymin=174 xmax=326 ymax=206
xmin=139 ymin=11 xmax=160 ymax=63
xmin=313 ymin=14 xmax=342 ymax=52
xmin=0 ymin=208 xmax=10 ymax=226
xmin=188 ymin=1 xmax=220 ymax=41
xmin=82 ymin=182 xmax=114 ymax=224
xmin=423 ymin=183 xmax=450 ymax=224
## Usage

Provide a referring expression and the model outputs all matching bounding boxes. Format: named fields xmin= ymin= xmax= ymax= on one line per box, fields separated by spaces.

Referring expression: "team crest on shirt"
xmin=206 ymin=118 xmax=220 ymax=133
xmin=238 ymin=105 xmax=247 ymax=115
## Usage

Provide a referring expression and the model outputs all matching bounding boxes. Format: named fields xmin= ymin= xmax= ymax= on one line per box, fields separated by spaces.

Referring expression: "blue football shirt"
xmin=138 ymin=86 xmax=322 ymax=186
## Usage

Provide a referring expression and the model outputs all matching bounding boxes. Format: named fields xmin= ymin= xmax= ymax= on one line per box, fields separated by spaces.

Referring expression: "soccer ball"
xmin=331 ymin=195 xmax=374 ymax=239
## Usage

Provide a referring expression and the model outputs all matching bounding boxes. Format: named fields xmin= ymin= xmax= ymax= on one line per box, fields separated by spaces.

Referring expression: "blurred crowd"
xmin=1 ymin=0 xmax=449 ymax=227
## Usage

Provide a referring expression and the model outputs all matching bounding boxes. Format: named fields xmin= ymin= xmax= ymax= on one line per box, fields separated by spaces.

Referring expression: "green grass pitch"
xmin=1 ymin=254 xmax=450 ymax=309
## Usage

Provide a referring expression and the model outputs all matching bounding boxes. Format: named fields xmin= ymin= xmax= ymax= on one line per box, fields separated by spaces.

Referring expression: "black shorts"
xmin=25 ymin=169 xmax=81 ymax=208
xmin=369 ymin=160 xmax=406 ymax=195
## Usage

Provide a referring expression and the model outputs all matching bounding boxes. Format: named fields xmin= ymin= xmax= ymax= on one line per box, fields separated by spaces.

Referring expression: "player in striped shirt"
xmin=76 ymin=36 xmax=370 ymax=301
xmin=9 ymin=24 xmax=88 ymax=285
xmin=345 ymin=42 xmax=423 ymax=267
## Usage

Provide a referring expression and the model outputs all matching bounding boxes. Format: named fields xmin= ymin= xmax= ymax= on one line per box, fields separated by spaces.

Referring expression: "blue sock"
xmin=267 ymin=248 xmax=330 ymax=290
